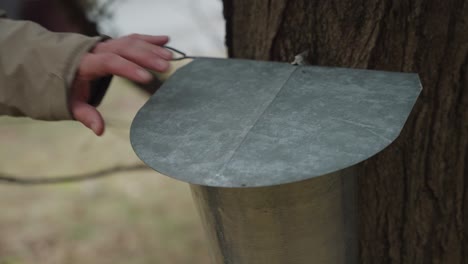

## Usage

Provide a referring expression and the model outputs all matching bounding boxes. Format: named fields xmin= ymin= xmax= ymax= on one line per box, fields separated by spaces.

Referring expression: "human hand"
xmin=71 ymin=34 xmax=172 ymax=136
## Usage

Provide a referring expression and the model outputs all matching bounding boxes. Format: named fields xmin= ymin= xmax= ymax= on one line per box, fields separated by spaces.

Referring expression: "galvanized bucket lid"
xmin=130 ymin=58 xmax=421 ymax=187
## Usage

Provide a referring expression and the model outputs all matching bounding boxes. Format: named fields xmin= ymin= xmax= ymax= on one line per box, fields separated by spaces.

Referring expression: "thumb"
xmin=71 ymin=100 xmax=105 ymax=136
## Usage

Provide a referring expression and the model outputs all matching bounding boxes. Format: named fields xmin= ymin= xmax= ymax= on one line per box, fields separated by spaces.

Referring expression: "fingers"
xmin=73 ymin=33 xmax=171 ymax=136
xmin=109 ymin=40 xmax=171 ymax=72
xmin=79 ymin=53 xmax=153 ymax=83
xmin=71 ymin=100 xmax=105 ymax=136
xmin=93 ymin=34 xmax=172 ymax=73
xmin=128 ymin=34 xmax=169 ymax=46
xmin=152 ymin=45 xmax=173 ymax=61
xmin=73 ymin=53 xmax=143 ymax=136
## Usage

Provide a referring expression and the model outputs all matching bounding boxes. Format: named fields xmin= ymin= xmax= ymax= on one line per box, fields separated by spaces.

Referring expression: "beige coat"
xmin=0 ymin=9 xmax=108 ymax=121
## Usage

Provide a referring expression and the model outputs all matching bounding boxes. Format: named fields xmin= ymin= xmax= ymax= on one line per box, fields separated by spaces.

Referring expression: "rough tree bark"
xmin=222 ymin=1 xmax=467 ymax=263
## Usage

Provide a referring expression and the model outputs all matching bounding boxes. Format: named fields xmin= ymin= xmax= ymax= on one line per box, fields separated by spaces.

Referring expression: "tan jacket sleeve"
xmin=0 ymin=10 xmax=103 ymax=120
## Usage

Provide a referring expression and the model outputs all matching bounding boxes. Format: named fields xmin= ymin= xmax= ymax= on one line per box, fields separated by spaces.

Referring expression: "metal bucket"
xmin=190 ymin=166 xmax=358 ymax=264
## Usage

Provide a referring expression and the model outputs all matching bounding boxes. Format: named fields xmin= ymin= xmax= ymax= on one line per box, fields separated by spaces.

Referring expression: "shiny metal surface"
xmin=190 ymin=166 xmax=358 ymax=264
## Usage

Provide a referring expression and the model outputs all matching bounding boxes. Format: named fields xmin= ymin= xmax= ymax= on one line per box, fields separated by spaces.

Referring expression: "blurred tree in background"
xmin=8 ymin=0 xmax=120 ymax=35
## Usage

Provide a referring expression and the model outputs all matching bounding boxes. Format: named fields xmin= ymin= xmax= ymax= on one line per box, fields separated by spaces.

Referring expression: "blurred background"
xmin=0 ymin=0 xmax=225 ymax=263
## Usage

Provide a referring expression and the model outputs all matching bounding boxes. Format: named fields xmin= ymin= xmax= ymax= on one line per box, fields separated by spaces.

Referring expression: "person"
xmin=0 ymin=9 xmax=172 ymax=136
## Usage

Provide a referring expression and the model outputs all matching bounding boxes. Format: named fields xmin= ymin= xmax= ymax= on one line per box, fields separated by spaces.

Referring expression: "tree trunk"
xmin=17 ymin=0 xmax=99 ymax=35
xmin=222 ymin=0 xmax=468 ymax=263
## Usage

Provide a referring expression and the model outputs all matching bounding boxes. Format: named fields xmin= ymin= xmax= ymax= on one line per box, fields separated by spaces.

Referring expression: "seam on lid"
xmin=216 ymin=66 xmax=299 ymax=179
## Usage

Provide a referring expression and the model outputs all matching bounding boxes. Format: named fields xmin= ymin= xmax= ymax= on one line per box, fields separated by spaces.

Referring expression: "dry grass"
xmin=0 ymin=78 xmax=210 ymax=264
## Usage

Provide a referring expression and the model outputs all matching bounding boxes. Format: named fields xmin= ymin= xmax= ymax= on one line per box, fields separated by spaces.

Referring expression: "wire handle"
xmin=164 ymin=46 xmax=193 ymax=61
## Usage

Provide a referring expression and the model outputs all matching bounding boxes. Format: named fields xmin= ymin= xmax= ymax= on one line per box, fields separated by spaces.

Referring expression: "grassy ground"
xmin=0 ymin=78 xmax=210 ymax=264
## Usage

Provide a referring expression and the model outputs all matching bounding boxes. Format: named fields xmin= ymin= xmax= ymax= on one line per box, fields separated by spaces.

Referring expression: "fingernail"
xmin=91 ymin=122 xmax=99 ymax=133
xmin=155 ymin=59 xmax=169 ymax=70
xmin=161 ymin=49 xmax=173 ymax=59
xmin=137 ymin=69 xmax=153 ymax=81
